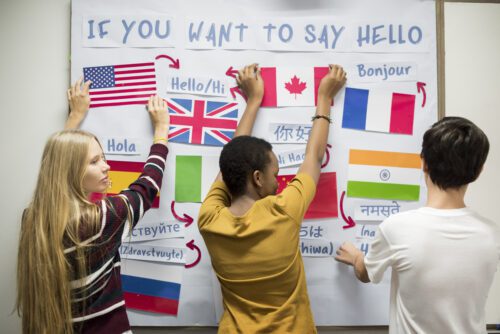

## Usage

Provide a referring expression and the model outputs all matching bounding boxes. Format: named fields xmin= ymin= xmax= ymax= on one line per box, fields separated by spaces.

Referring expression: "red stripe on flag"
xmin=389 ymin=93 xmax=415 ymax=135
xmin=90 ymin=87 xmax=156 ymax=95
xmin=115 ymin=75 xmax=156 ymax=81
xmin=168 ymin=127 xmax=190 ymax=139
xmin=114 ymin=68 xmax=155 ymax=75
xmin=314 ymin=67 xmax=333 ymax=106
xmin=124 ymin=292 xmax=179 ymax=315
xmin=107 ymin=160 xmax=145 ymax=173
xmin=206 ymin=102 xmax=238 ymax=117
xmin=115 ymin=81 xmax=156 ymax=87
xmin=261 ymin=67 xmax=277 ymax=107
xmin=114 ymin=62 xmax=155 ymax=69
xmin=167 ymin=101 xmax=187 ymax=115
xmin=90 ymin=100 xmax=149 ymax=108
xmin=211 ymin=130 xmax=232 ymax=143
xmin=91 ymin=93 xmax=154 ymax=102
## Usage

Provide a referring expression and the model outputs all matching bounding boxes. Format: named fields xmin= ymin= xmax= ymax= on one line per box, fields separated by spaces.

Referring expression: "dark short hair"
xmin=220 ymin=136 xmax=273 ymax=197
xmin=421 ymin=116 xmax=489 ymax=189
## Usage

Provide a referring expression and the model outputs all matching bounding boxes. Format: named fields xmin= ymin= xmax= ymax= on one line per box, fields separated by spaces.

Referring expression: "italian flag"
xmin=260 ymin=67 xmax=330 ymax=107
xmin=175 ymin=155 xmax=219 ymax=203
xmin=347 ymin=149 xmax=422 ymax=201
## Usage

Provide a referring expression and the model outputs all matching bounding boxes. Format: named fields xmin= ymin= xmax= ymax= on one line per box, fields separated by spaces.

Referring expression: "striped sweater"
xmin=64 ymin=143 xmax=168 ymax=334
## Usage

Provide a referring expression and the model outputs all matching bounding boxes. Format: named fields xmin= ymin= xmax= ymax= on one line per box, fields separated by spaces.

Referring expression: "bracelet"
xmin=311 ymin=115 xmax=332 ymax=124
xmin=153 ymin=137 xmax=167 ymax=143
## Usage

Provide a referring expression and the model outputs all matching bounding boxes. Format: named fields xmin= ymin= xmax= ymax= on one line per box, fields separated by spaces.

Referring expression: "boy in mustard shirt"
xmin=198 ymin=63 xmax=346 ymax=333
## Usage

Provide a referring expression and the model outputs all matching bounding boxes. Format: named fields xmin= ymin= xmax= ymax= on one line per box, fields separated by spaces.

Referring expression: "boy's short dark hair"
xmin=220 ymin=136 xmax=273 ymax=197
xmin=421 ymin=116 xmax=489 ymax=190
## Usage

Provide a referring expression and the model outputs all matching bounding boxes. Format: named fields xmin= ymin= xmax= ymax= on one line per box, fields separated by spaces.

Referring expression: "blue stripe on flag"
xmin=122 ymin=275 xmax=181 ymax=300
xmin=342 ymin=87 xmax=369 ymax=130
xmin=206 ymin=101 xmax=227 ymax=113
xmin=171 ymin=98 xmax=192 ymax=112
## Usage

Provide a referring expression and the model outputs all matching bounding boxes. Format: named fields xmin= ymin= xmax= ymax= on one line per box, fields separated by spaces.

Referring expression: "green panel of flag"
xmin=175 ymin=156 xmax=202 ymax=202
xmin=347 ymin=181 xmax=420 ymax=201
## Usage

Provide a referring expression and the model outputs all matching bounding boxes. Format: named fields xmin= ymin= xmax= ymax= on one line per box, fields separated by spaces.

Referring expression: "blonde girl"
xmin=16 ymin=79 xmax=170 ymax=334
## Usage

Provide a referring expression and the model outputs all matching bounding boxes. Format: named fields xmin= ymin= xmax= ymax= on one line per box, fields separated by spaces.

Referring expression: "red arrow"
xmin=170 ymin=201 xmax=194 ymax=227
xmin=230 ymin=86 xmax=247 ymax=101
xmin=339 ymin=191 xmax=356 ymax=229
xmin=185 ymin=239 xmax=201 ymax=268
xmin=155 ymin=54 xmax=180 ymax=69
xmin=321 ymin=144 xmax=332 ymax=169
xmin=225 ymin=66 xmax=238 ymax=78
xmin=417 ymin=81 xmax=427 ymax=108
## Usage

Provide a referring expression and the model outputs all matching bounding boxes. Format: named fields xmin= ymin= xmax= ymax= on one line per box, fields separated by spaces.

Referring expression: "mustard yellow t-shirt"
xmin=198 ymin=173 xmax=317 ymax=334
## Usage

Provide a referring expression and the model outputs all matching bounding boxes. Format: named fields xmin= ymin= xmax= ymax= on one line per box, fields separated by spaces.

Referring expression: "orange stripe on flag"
xmin=349 ymin=149 xmax=422 ymax=169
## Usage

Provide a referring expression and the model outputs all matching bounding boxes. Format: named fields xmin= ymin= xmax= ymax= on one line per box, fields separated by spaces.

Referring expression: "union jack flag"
xmin=83 ymin=62 xmax=156 ymax=108
xmin=167 ymin=98 xmax=238 ymax=146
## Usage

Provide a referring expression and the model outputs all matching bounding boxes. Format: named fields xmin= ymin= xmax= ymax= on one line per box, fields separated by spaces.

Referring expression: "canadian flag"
xmin=260 ymin=67 xmax=329 ymax=107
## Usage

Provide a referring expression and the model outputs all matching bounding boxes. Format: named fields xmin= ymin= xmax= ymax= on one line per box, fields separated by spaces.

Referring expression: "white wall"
xmin=0 ymin=1 xmax=498 ymax=333
xmin=444 ymin=1 xmax=500 ymax=323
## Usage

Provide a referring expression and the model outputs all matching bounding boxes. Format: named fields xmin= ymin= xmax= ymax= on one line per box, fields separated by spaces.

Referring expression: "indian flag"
xmin=175 ymin=155 xmax=219 ymax=203
xmin=347 ymin=149 xmax=422 ymax=201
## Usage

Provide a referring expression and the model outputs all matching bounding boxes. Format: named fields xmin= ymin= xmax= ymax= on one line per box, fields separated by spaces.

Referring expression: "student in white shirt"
xmin=335 ymin=116 xmax=500 ymax=334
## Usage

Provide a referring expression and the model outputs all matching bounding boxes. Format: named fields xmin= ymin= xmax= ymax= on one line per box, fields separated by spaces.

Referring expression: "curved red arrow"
xmin=339 ymin=191 xmax=356 ymax=229
xmin=321 ymin=144 xmax=332 ymax=169
xmin=230 ymin=86 xmax=247 ymax=101
xmin=225 ymin=66 xmax=238 ymax=78
xmin=155 ymin=54 xmax=180 ymax=69
xmin=185 ymin=239 xmax=201 ymax=268
xmin=417 ymin=81 xmax=427 ymax=108
xmin=170 ymin=201 xmax=194 ymax=227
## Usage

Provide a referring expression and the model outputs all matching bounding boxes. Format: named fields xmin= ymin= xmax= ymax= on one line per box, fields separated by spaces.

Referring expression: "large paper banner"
xmin=277 ymin=172 xmax=338 ymax=219
xmin=342 ymin=87 xmax=416 ymax=135
xmin=175 ymin=155 xmax=219 ymax=203
xmin=168 ymin=98 xmax=238 ymax=146
xmin=347 ymin=149 xmax=422 ymax=201
xmin=107 ymin=160 xmax=160 ymax=208
xmin=122 ymin=259 xmax=183 ymax=316
xmin=260 ymin=67 xmax=329 ymax=107
xmin=83 ymin=61 xmax=157 ymax=108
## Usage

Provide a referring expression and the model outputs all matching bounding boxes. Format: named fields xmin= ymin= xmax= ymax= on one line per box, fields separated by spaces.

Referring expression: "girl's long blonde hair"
xmin=17 ymin=130 xmax=102 ymax=334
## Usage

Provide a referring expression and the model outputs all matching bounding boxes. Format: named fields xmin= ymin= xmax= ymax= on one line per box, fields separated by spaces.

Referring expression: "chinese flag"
xmin=276 ymin=172 xmax=338 ymax=219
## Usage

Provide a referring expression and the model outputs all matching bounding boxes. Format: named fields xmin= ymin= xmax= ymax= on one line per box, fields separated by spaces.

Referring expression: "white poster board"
xmin=71 ymin=0 xmax=437 ymax=326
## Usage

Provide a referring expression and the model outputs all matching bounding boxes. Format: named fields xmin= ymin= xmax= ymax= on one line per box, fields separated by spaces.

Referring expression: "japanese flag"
xmin=261 ymin=67 xmax=329 ymax=107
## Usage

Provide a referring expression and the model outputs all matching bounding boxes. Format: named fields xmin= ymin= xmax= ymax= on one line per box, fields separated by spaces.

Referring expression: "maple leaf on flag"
xmin=284 ymin=75 xmax=307 ymax=99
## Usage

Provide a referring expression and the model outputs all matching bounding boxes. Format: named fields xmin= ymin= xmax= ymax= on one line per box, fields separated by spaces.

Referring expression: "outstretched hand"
xmin=65 ymin=78 xmax=92 ymax=129
xmin=236 ymin=63 xmax=264 ymax=103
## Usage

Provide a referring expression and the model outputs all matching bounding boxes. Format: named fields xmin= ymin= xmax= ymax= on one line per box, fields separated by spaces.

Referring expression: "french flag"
xmin=260 ymin=67 xmax=330 ymax=107
xmin=121 ymin=259 xmax=182 ymax=316
xmin=342 ymin=87 xmax=416 ymax=135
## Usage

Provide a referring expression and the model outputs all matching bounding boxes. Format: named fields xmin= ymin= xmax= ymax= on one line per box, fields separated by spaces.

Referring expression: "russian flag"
xmin=260 ymin=67 xmax=330 ymax=107
xmin=107 ymin=160 xmax=160 ymax=208
xmin=276 ymin=172 xmax=338 ymax=219
xmin=342 ymin=87 xmax=416 ymax=135
xmin=121 ymin=259 xmax=183 ymax=316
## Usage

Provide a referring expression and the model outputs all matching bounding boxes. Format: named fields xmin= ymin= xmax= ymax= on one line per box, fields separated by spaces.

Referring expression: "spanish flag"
xmin=107 ymin=160 xmax=160 ymax=208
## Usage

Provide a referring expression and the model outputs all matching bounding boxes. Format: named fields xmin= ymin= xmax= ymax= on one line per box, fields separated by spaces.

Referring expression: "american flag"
xmin=167 ymin=98 xmax=238 ymax=147
xmin=83 ymin=62 xmax=156 ymax=108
